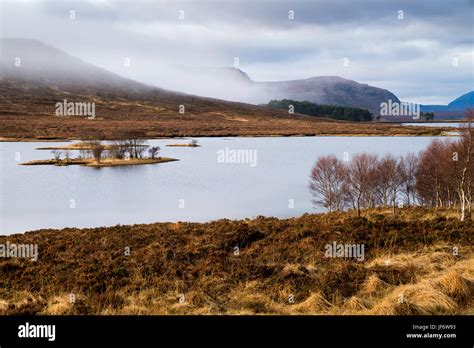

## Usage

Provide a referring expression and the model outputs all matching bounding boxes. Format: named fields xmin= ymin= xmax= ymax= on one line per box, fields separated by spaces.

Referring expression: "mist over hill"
xmin=0 ymin=38 xmax=275 ymax=113
xmin=6 ymin=39 xmax=419 ymax=140
xmin=0 ymin=38 xmax=151 ymax=94
xmin=1 ymin=38 xmax=468 ymax=126
xmin=0 ymin=38 xmax=401 ymax=120
xmin=153 ymin=66 xmax=400 ymax=115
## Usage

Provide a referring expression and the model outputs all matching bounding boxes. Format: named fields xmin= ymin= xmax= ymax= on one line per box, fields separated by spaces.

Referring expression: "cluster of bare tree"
xmin=416 ymin=125 xmax=473 ymax=220
xmin=77 ymin=139 xmax=161 ymax=163
xmin=52 ymin=136 xmax=161 ymax=164
xmin=309 ymin=118 xmax=473 ymax=220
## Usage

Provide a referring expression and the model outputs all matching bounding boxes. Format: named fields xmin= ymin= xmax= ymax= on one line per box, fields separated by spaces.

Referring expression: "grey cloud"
xmin=1 ymin=0 xmax=472 ymax=104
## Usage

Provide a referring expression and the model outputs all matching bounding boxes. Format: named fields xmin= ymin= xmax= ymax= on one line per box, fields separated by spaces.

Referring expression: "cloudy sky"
xmin=1 ymin=0 xmax=473 ymax=104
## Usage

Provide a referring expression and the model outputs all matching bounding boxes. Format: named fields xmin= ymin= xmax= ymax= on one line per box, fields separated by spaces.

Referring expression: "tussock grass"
xmin=360 ymin=274 xmax=389 ymax=296
xmin=371 ymin=285 xmax=458 ymax=315
xmin=343 ymin=296 xmax=372 ymax=312
xmin=0 ymin=207 xmax=472 ymax=315
xmin=432 ymin=270 xmax=471 ymax=303
xmin=41 ymin=295 xmax=74 ymax=315
xmin=290 ymin=292 xmax=333 ymax=314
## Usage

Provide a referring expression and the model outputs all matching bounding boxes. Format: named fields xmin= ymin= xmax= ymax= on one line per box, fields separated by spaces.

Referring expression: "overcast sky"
xmin=1 ymin=0 xmax=473 ymax=104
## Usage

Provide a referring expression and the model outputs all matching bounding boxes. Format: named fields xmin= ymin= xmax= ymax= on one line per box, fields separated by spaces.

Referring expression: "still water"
xmin=402 ymin=122 xmax=463 ymax=128
xmin=1 ymin=136 xmax=444 ymax=234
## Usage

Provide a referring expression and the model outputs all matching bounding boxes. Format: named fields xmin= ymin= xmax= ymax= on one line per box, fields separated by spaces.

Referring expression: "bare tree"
xmin=148 ymin=146 xmax=161 ymax=159
xmin=135 ymin=142 xmax=149 ymax=158
xmin=347 ymin=153 xmax=379 ymax=217
xmin=309 ymin=155 xmax=348 ymax=212
xmin=416 ymin=140 xmax=447 ymax=207
xmin=109 ymin=143 xmax=128 ymax=159
xmin=114 ymin=130 xmax=149 ymax=158
xmin=374 ymin=154 xmax=404 ymax=214
xmin=118 ymin=139 xmax=148 ymax=158
xmin=374 ymin=155 xmax=394 ymax=207
xmin=305 ymin=130 xmax=472 ymax=221
xmin=458 ymin=109 xmax=473 ymax=220
xmin=51 ymin=150 xmax=62 ymax=161
xmin=389 ymin=157 xmax=406 ymax=215
xmin=91 ymin=143 xmax=105 ymax=164
xmin=399 ymin=153 xmax=419 ymax=206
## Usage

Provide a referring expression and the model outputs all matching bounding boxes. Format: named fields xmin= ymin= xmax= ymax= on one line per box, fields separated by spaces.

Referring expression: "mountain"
xmin=448 ymin=91 xmax=474 ymax=109
xmin=156 ymin=66 xmax=400 ymax=115
xmin=1 ymin=37 xmax=394 ymax=117
xmin=0 ymin=38 xmax=150 ymax=94
xmin=0 ymin=38 xmax=341 ymax=140
xmin=420 ymin=91 xmax=473 ymax=119
xmin=258 ymin=76 xmax=399 ymax=115
xmin=0 ymin=39 xmax=438 ymax=139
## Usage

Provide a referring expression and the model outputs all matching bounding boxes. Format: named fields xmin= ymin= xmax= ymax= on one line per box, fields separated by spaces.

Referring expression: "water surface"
xmin=402 ymin=122 xmax=462 ymax=128
xmin=1 ymin=136 xmax=444 ymax=235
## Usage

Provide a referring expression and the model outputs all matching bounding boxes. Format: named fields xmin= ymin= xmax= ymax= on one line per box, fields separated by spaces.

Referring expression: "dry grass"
xmin=41 ymin=295 xmax=74 ymax=315
xmin=360 ymin=274 xmax=388 ymax=296
xmin=20 ymin=157 xmax=178 ymax=167
xmin=86 ymin=157 xmax=178 ymax=167
xmin=0 ymin=79 xmax=448 ymax=140
xmin=0 ymin=114 xmax=447 ymax=140
xmin=342 ymin=245 xmax=473 ymax=315
xmin=0 ymin=208 xmax=472 ymax=315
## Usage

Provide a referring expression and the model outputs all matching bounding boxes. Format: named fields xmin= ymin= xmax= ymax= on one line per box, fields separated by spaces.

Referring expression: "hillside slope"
xmin=157 ymin=66 xmax=400 ymax=115
xmin=0 ymin=39 xmax=443 ymax=139
xmin=259 ymin=76 xmax=399 ymax=115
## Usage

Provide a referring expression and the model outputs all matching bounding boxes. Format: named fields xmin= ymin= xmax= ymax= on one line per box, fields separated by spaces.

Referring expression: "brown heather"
xmin=0 ymin=207 xmax=472 ymax=315
xmin=0 ymin=79 xmax=450 ymax=141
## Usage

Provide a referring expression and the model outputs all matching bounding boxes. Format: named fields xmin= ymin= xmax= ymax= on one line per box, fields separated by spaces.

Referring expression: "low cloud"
xmin=1 ymin=0 xmax=472 ymax=104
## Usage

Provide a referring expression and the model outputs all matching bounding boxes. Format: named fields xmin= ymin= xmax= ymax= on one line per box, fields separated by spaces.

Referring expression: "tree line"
xmin=419 ymin=111 xmax=435 ymax=121
xmin=267 ymin=99 xmax=373 ymax=122
xmin=309 ymin=116 xmax=473 ymax=220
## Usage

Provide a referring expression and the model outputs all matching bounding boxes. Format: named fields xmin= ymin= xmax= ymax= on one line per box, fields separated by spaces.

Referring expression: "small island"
xmin=166 ymin=139 xmax=201 ymax=147
xmin=21 ymin=139 xmax=178 ymax=167
xmin=20 ymin=157 xmax=178 ymax=167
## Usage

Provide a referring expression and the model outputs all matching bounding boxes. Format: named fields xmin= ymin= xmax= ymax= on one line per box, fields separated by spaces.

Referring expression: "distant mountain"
xmin=448 ymin=91 xmax=474 ymax=109
xmin=1 ymin=38 xmax=395 ymax=117
xmin=257 ymin=76 xmax=399 ymax=115
xmin=420 ymin=91 xmax=473 ymax=119
xmin=160 ymin=67 xmax=399 ymax=115
xmin=0 ymin=38 xmax=347 ymax=140
xmin=0 ymin=38 xmax=276 ymax=108
xmin=0 ymin=38 xmax=150 ymax=94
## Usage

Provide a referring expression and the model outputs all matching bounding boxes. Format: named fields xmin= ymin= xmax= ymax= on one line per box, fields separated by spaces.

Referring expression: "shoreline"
xmin=19 ymin=157 xmax=178 ymax=167
xmin=0 ymin=130 xmax=456 ymax=143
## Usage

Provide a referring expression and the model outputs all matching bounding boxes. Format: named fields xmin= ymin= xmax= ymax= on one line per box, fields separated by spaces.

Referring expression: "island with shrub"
xmin=20 ymin=139 xmax=178 ymax=167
